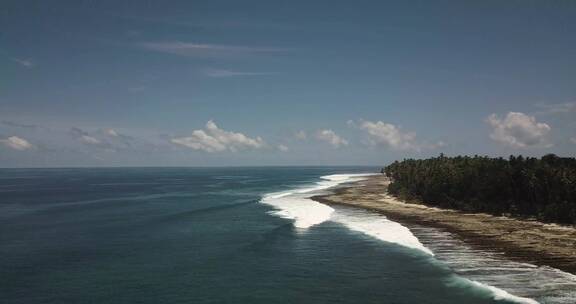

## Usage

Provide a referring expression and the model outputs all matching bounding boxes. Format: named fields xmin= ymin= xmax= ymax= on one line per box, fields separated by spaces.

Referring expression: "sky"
xmin=1 ymin=0 xmax=575 ymax=167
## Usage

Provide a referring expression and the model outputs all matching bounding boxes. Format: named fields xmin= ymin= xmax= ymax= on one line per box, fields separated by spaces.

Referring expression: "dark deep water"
xmin=0 ymin=167 xmax=559 ymax=303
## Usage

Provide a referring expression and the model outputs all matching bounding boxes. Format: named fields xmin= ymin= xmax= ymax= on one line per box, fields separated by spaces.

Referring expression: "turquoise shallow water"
xmin=0 ymin=167 xmax=555 ymax=303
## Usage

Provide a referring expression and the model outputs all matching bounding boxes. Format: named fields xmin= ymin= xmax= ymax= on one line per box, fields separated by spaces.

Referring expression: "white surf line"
xmin=330 ymin=207 xmax=435 ymax=256
xmin=411 ymin=224 xmax=576 ymax=304
xmin=261 ymin=173 xmax=549 ymax=304
xmin=468 ymin=279 xmax=540 ymax=304
xmin=261 ymin=173 xmax=375 ymax=229
xmin=261 ymin=173 xmax=433 ymax=254
xmin=331 ymin=209 xmax=545 ymax=304
xmin=333 ymin=208 xmax=551 ymax=304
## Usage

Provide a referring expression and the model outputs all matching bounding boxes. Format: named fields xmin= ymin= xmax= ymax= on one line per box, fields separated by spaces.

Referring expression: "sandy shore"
xmin=312 ymin=175 xmax=576 ymax=274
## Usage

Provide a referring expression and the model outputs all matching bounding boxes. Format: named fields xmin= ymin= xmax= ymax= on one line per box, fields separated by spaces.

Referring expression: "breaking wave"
xmin=261 ymin=174 xmax=373 ymax=229
xmin=259 ymin=173 xmax=570 ymax=304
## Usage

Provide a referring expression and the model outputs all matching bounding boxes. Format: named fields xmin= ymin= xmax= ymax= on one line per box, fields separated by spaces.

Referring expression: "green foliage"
xmin=384 ymin=154 xmax=576 ymax=225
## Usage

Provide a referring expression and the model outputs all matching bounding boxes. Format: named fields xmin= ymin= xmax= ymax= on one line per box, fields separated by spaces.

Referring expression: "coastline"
xmin=312 ymin=174 xmax=576 ymax=274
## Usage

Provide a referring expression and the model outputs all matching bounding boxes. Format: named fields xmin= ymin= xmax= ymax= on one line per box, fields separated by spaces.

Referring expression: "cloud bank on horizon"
xmin=1 ymin=0 xmax=575 ymax=166
xmin=1 ymin=110 xmax=572 ymax=167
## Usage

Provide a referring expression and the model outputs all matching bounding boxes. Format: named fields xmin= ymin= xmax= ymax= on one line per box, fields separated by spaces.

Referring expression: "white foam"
xmin=261 ymin=173 xmax=433 ymax=255
xmin=410 ymin=220 xmax=576 ymax=303
xmin=331 ymin=208 xmax=434 ymax=255
xmin=261 ymin=173 xmax=545 ymax=303
xmin=261 ymin=173 xmax=376 ymax=229
xmin=264 ymin=195 xmax=334 ymax=229
xmin=467 ymin=279 xmax=540 ymax=304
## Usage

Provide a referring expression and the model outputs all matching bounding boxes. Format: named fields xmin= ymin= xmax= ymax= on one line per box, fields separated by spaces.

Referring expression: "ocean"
xmin=1 ymin=167 xmax=575 ymax=304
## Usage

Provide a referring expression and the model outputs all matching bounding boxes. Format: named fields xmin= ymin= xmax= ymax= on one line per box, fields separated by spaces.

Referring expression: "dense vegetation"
xmin=383 ymin=154 xmax=576 ymax=225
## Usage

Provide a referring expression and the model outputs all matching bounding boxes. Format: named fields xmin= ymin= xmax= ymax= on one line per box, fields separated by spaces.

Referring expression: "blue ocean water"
xmin=0 ymin=168 xmax=573 ymax=303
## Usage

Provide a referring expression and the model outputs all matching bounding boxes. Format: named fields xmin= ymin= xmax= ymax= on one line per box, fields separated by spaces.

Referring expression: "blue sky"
xmin=1 ymin=0 xmax=575 ymax=167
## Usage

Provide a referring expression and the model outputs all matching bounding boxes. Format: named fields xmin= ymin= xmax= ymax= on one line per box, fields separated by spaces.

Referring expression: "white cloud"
xmin=1 ymin=136 xmax=33 ymax=150
xmin=70 ymin=128 xmax=112 ymax=149
xmin=351 ymin=120 xmax=444 ymax=151
xmin=141 ymin=42 xmax=286 ymax=57
xmin=570 ymin=137 xmax=576 ymax=144
xmin=80 ymin=135 xmax=102 ymax=145
xmin=99 ymin=128 xmax=136 ymax=148
xmin=105 ymin=129 xmax=119 ymax=137
xmin=294 ymin=130 xmax=307 ymax=140
xmin=204 ymin=68 xmax=272 ymax=78
xmin=315 ymin=129 xmax=348 ymax=148
xmin=354 ymin=120 xmax=420 ymax=151
xmin=171 ymin=120 xmax=266 ymax=152
xmin=11 ymin=58 xmax=34 ymax=68
xmin=71 ymin=128 xmax=101 ymax=145
xmin=278 ymin=144 xmax=289 ymax=152
xmin=486 ymin=112 xmax=552 ymax=148
xmin=99 ymin=128 xmax=135 ymax=143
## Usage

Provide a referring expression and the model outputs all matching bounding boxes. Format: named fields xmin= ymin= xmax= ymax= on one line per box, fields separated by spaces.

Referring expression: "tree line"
xmin=383 ymin=154 xmax=576 ymax=225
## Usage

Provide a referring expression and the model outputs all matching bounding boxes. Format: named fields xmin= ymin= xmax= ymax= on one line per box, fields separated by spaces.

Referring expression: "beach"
xmin=312 ymin=174 xmax=576 ymax=274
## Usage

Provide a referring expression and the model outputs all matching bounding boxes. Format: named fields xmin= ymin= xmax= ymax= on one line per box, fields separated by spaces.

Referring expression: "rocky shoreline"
xmin=312 ymin=175 xmax=576 ymax=274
